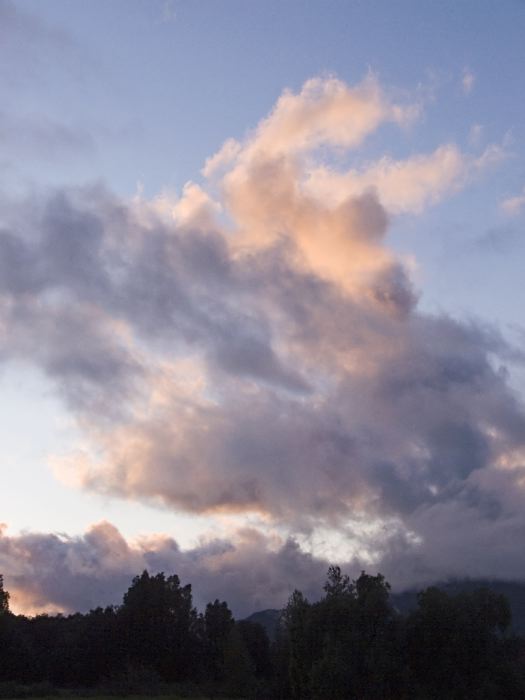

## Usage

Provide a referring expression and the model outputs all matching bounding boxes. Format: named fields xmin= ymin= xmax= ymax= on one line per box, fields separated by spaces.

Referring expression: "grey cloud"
xmin=1 ymin=174 xmax=525 ymax=593
xmin=0 ymin=297 xmax=142 ymax=419
xmin=0 ymin=186 xmax=312 ymax=397
xmin=369 ymin=262 xmax=418 ymax=316
xmin=212 ymin=332 xmax=311 ymax=393
xmin=0 ymin=230 xmax=45 ymax=294
xmin=337 ymin=189 xmax=390 ymax=243
xmin=0 ymin=523 xmax=145 ymax=614
xmin=0 ymin=523 xmax=329 ymax=618
xmin=2 ymin=187 xmax=525 ymax=514
xmin=4 ymin=478 xmax=525 ymax=618
xmin=76 ymin=309 xmax=525 ymax=529
xmin=380 ymin=467 xmax=525 ymax=592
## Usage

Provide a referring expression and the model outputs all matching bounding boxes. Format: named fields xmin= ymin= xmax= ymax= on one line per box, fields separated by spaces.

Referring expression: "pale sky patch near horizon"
xmin=1 ymin=0 xmax=525 ymax=616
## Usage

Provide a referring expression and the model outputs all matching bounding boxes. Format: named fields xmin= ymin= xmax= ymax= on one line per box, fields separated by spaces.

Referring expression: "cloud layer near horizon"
xmin=0 ymin=522 xmax=328 ymax=617
xmin=2 ymin=75 xmax=525 ymax=615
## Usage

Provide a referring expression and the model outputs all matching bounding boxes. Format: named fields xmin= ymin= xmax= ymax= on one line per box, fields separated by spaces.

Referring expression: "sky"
xmin=1 ymin=0 xmax=525 ymax=617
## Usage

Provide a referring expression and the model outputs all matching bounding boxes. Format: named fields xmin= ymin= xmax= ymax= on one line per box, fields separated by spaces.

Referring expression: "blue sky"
xmin=1 ymin=0 xmax=525 ymax=615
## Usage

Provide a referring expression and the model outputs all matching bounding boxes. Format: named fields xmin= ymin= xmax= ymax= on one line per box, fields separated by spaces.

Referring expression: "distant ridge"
xmin=245 ymin=579 xmax=525 ymax=639
xmin=245 ymin=608 xmax=281 ymax=639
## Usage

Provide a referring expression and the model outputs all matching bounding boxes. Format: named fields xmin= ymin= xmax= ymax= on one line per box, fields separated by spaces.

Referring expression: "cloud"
xmin=381 ymin=466 xmax=525 ymax=590
xmin=468 ymin=124 xmax=484 ymax=148
xmin=1 ymin=75 xmax=524 ymax=614
xmin=227 ymin=74 xmax=419 ymax=162
xmin=5 ymin=471 xmax=525 ymax=618
xmin=501 ymin=186 xmax=525 ymax=216
xmin=202 ymin=138 xmax=242 ymax=178
xmin=0 ymin=522 xmax=329 ymax=617
xmin=303 ymin=143 xmax=504 ymax=215
xmin=160 ymin=0 xmax=176 ymax=24
xmin=462 ymin=67 xmax=475 ymax=95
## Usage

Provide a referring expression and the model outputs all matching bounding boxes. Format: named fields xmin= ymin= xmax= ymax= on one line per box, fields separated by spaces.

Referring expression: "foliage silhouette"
xmin=0 ymin=567 xmax=524 ymax=698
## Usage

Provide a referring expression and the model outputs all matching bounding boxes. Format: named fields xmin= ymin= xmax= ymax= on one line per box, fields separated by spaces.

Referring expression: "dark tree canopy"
xmin=0 ymin=567 xmax=524 ymax=699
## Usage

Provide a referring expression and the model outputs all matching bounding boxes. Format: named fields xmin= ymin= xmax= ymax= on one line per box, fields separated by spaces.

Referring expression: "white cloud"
xmin=468 ymin=123 xmax=483 ymax=147
xmin=501 ymin=186 xmax=525 ymax=216
xmin=161 ymin=0 xmax=176 ymax=23
xmin=303 ymin=142 xmax=505 ymax=215
xmin=462 ymin=67 xmax=475 ymax=95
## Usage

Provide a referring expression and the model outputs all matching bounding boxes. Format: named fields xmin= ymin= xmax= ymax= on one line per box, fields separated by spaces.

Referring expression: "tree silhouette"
xmin=0 ymin=575 xmax=9 ymax=614
xmin=118 ymin=570 xmax=197 ymax=682
xmin=0 ymin=567 xmax=524 ymax=697
xmin=203 ymin=599 xmax=234 ymax=682
xmin=406 ymin=585 xmax=518 ymax=697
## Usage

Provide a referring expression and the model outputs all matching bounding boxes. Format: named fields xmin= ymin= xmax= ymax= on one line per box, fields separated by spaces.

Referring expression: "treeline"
xmin=1 ymin=568 xmax=525 ymax=698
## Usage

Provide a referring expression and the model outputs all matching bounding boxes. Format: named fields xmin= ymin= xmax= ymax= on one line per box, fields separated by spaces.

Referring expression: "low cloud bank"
xmin=0 ymin=522 xmax=328 ymax=617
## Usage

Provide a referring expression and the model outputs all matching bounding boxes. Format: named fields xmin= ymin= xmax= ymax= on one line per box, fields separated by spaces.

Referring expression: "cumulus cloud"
xmin=1 ymin=75 xmax=524 ymax=614
xmin=222 ymin=75 xmax=419 ymax=165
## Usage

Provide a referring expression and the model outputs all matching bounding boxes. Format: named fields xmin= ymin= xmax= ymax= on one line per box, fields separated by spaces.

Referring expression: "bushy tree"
xmin=237 ymin=619 xmax=272 ymax=678
xmin=282 ymin=589 xmax=312 ymax=698
xmin=406 ymin=585 xmax=522 ymax=697
xmin=118 ymin=570 xmax=197 ymax=681
xmin=0 ymin=566 xmax=524 ymax=697
xmin=203 ymin=598 xmax=235 ymax=681
xmin=280 ymin=569 xmax=403 ymax=699
xmin=222 ymin=623 xmax=256 ymax=697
